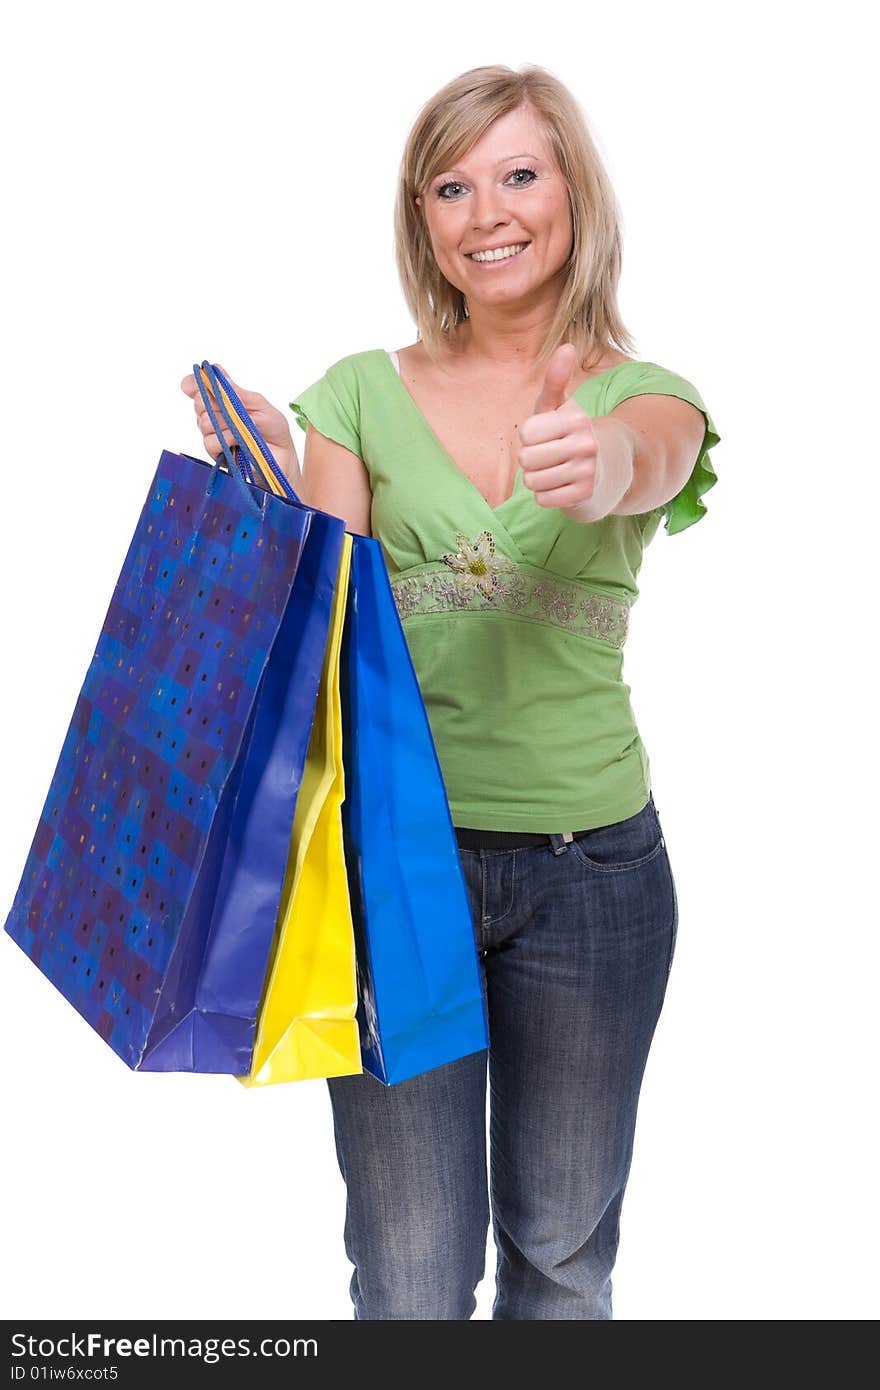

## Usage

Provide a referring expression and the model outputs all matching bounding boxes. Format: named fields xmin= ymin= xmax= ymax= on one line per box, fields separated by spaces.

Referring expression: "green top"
xmin=290 ymin=349 xmax=720 ymax=832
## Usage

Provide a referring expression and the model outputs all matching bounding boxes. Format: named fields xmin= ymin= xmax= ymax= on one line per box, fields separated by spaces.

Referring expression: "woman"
xmin=182 ymin=63 xmax=720 ymax=1320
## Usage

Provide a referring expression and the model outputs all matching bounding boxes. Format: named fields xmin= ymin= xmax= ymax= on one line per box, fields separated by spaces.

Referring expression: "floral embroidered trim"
xmin=390 ymin=532 xmax=630 ymax=649
xmin=439 ymin=530 xmax=518 ymax=597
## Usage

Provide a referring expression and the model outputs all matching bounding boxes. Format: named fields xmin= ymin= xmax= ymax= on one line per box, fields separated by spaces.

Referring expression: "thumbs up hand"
xmin=516 ymin=342 xmax=604 ymax=520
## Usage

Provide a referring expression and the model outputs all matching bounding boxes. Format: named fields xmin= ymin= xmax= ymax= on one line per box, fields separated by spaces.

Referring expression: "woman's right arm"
xmin=298 ymin=423 xmax=373 ymax=537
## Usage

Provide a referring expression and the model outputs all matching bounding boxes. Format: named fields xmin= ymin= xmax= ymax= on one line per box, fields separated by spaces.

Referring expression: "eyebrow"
xmin=437 ymin=153 xmax=543 ymax=178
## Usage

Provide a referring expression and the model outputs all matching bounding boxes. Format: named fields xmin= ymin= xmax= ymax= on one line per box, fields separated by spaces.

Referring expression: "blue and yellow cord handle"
xmin=193 ymin=360 xmax=299 ymax=501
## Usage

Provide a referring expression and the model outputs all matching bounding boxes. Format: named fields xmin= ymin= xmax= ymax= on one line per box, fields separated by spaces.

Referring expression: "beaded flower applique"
xmin=439 ymin=530 xmax=517 ymax=600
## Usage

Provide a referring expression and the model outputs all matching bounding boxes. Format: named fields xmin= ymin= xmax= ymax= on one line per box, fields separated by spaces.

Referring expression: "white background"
xmin=1 ymin=0 xmax=876 ymax=1322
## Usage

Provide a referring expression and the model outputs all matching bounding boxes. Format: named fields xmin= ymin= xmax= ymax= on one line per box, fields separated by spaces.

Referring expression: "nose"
xmin=470 ymin=183 xmax=514 ymax=231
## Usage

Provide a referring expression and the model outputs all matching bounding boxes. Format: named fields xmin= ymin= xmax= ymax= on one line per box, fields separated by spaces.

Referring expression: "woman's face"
xmin=415 ymin=104 xmax=573 ymax=312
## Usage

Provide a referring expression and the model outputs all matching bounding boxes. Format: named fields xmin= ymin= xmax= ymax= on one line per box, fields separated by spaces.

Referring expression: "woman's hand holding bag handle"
xmin=181 ymin=363 xmax=303 ymax=493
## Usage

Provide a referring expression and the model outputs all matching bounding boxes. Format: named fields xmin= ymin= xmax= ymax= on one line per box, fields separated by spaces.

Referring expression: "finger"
xmin=518 ymin=436 xmax=573 ymax=474
xmin=184 ymin=365 xmax=226 ymax=395
xmin=196 ymin=405 xmax=237 ymax=445
xmin=523 ymin=455 xmax=595 ymax=495
xmin=183 ymin=367 xmax=220 ymax=403
xmin=204 ymin=424 xmax=238 ymax=448
xmin=527 ymin=459 xmax=597 ymax=508
xmin=532 ymin=342 xmax=578 ymax=416
xmin=188 ymin=364 xmax=266 ymax=416
xmin=204 ymin=432 xmax=237 ymax=461
xmin=531 ymin=480 xmax=592 ymax=509
xmin=184 ymin=364 xmax=237 ymax=403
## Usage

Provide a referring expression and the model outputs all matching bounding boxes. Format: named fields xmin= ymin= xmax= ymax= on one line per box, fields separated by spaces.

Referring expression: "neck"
xmin=450 ymin=299 xmax=561 ymax=371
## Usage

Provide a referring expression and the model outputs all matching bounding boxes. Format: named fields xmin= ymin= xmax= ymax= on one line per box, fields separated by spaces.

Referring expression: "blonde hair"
xmin=393 ymin=63 xmax=636 ymax=373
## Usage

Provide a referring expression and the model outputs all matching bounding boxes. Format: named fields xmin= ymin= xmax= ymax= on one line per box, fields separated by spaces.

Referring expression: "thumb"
xmin=532 ymin=342 xmax=578 ymax=415
xmin=212 ymin=363 xmax=239 ymax=393
xmin=212 ymin=364 xmax=260 ymax=409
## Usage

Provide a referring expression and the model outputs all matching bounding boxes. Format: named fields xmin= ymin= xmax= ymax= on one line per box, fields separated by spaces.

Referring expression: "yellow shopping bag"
xmin=239 ymin=531 xmax=361 ymax=1086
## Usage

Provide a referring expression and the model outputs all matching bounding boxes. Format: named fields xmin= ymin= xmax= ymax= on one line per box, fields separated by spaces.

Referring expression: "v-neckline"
xmin=377 ymin=347 xmax=632 ymax=515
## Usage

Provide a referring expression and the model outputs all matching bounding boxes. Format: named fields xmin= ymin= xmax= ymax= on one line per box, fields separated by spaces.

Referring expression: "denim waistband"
xmin=454 ymin=794 xmax=655 ymax=850
xmin=454 ymin=825 xmax=590 ymax=850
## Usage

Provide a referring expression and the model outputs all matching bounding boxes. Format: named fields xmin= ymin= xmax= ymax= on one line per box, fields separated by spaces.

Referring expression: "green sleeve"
xmin=604 ymin=361 xmax=721 ymax=535
xmin=289 ymin=356 xmax=362 ymax=457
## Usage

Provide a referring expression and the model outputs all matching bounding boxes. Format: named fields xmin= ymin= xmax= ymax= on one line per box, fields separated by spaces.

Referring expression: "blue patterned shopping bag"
xmin=4 ymin=363 xmax=346 ymax=1073
xmin=339 ymin=538 xmax=490 ymax=1085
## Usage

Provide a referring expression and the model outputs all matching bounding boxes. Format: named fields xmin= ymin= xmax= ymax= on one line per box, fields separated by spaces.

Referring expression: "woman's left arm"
xmin=558 ymin=398 xmax=706 ymax=524
xmin=600 ymin=394 xmax=707 ymax=519
xmin=517 ymin=344 xmax=708 ymax=524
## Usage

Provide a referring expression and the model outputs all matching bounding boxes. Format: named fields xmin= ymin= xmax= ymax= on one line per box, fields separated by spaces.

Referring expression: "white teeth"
xmin=468 ymin=243 xmax=528 ymax=262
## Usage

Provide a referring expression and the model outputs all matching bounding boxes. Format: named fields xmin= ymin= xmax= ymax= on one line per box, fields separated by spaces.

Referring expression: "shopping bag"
xmin=209 ymin=369 xmax=488 ymax=1085
xmin=4 ymin=362 xmax=345 ymax=1074
xmin=340 ymin=537 xmax=490 ymax=1085
xmin=202 ymin=368 xmax=487 ymax=1087
xmin=240 ymin=529 xmax=361 ymax=1086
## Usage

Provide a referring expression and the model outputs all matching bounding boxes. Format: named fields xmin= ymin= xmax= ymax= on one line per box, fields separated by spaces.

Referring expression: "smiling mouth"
xmin=465 ymin=242 xmax=531 ymax=266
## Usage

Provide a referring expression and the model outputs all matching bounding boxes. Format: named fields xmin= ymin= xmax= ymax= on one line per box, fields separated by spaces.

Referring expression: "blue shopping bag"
xmin=339 ymin=538 xmax=490 ymax=1085
xmin=194 ymin=376 xmax=487 ymax=1086
xmin=4 ymin=362 xmax=346 ymax=1074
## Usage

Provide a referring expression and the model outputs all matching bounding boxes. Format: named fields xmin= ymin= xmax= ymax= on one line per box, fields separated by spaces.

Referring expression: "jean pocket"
xmin=568 ymin=797 xmax=664 ymax=873
xmin=666 ymin=862 xmax=679 ymax=979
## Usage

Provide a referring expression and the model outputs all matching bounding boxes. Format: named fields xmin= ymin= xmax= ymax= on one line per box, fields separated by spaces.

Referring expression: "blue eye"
xmin=435 ymin=166 xmax=538 ymax=200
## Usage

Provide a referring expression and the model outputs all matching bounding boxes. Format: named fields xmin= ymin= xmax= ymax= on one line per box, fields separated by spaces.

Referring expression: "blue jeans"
xmin=326 ymin=792 xmax=678 ymax=1319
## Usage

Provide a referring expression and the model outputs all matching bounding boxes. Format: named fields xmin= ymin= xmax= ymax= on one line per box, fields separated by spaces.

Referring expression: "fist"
xmin=179 ymin=364 xmax=297 ymax=470
xmin=517 ymin=343 xmax=599 ymax=512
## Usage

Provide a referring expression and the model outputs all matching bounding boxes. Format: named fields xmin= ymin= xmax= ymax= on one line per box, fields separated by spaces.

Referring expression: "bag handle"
xmin=193 ymin=362 xmax=252 ymax=484
xmin=193 ymin=362 xmax=302 ymax=505
xmin=207 ymin=363 xmax=299 ymax=502
xmin=195 ymin=363 xmax=269 ymax=491
xmin=191 ymin=365 xmax=266 ymax=516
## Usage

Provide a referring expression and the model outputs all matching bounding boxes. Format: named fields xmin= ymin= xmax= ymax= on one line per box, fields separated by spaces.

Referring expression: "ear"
xmin=415 ymin=195 xmax=421 ymax=209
